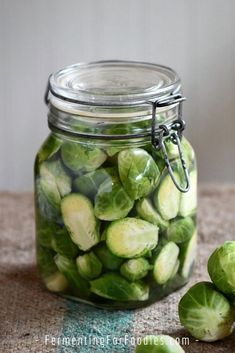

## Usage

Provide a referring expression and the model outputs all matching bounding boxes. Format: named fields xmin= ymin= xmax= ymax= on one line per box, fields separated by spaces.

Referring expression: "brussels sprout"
xmin=76 ymin=252 xmax=102 ymax=280
xmin=40 ymin=160 xmax=72 ymax=197
xmin=118 ymin=148 xmax=160 ymax=200
xmin=208 ymin=241 xmax=235 ymax=297
xmin=73 ymin=167 xmax=116 ymax=199
xmin=61 ymin=142 xmax=107 ymax=173
xmin=61 ymin=194 xmax=100 ymax=251
xmin=44 ymin=272 xmax=68 ymax=292
xmin=94 ymin=243 xmax=124 ymax=270
xmin=54 ymin=254 xmax=90 ymax=296
xmin=181 ymin=137 xmax=196 ymax=169
xmin=106 ymin=218 xmax=158 ymax=258
xmin=51 ymin=227 xmax=79 ymax=258
xmin=178 ymin=281 xmax=235 ymax=342
xmin=179 ymin=230 xmax=197 ymax=278
xmin=90 ymin=273 xmax=149 ymax=301
xmin=153 ymin=169 xmax=181 ymax=221
xmin=179 ymin=169 xmax=197 ymax=217
xmin=167 ymin=217 xmax=195 ymax=244
xmin=37 ymin=134 xmax=62 ymax=164
xmin=36 ymin=246 xmax=58 ymax=278
xmin=153 ymin=242 xmax=180 ymax=285
xmin=136 ymin=198 xmax=169 ymax=232
xmin=94 ymin=177 xmax=134 ymax=221
xmin=135 ymin=335 xmax=185 ymax=353
xmin=36 ymin=178 xmax=61 ymax=219
xmin=120 ymin=258 xmax=152 ymax=281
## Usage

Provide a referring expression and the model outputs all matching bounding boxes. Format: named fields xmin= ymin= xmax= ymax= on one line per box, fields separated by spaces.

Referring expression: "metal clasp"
xmin=151 ymin=94 xmax=190 ymax=193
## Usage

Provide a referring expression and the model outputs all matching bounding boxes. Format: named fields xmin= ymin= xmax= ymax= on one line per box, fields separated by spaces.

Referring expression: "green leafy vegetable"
xmin=61 ymin=142 xmax=107 ymax=173
xmin=208 ymin=241 xmax=235 ymax=297
xmin=54 ymin=254 xmax=90 ymax=296
xmin=44 ymin=272 xmax=68 ymax=292
xmin=76 ymin=252 xmax=102 ymax=280
xmin=73 ymin=167 xmax=116 ymax=199
xmin=120 ymin=258 xmax=152 ymax=281
xmin=94 ymin=177 xmax=134 ymax=221
xmin=136 ymin=198 xmax=169 ymax=232
xmin=167 ymin=217 xmax=195 ymax=244
xmin=90 ymin=273 xmax=149 ymax=301
xmin=153 ymin=242 xmax=179 ymax=284
xmin=61 ymin=194 xmax=100 ymax=251
xmin=94 ymin=243 xmax=124 ymax=270
xmin=106 ymin=217 xmax=158 ymax=258
xmin=118 ymin=148 xmax=160 ymax=200
xmin=178 ymin=282 xmax=234 ymax=342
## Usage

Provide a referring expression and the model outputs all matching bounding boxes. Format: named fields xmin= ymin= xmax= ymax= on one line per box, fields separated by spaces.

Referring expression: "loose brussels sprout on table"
xmin=35 ymin=133 xmax=197 ymax=308
xmin=208 ymin=241 xmax=235 ymax=298
xmin=179 ymin=282 xmax=235 ymax=342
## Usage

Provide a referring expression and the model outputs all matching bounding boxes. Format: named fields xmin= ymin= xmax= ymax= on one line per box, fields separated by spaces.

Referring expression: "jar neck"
xmin=48 ymin=102 xmax=180 ymax=143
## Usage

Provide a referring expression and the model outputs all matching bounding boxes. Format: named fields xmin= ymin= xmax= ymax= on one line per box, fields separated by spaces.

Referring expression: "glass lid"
xmin=49 ymin=60 xmax=181 ymax=106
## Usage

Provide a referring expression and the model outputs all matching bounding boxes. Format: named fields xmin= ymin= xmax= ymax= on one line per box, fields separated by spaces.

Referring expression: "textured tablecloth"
xmin=1 ymin=187 xmax=235 ymax=353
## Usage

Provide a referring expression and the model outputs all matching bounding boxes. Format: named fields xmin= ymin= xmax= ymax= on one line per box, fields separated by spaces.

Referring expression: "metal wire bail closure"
xmin=151 ymin=94 xmax=190 ymax=193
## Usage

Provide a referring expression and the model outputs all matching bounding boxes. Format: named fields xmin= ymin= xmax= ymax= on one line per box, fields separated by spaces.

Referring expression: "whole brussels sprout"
xmin=120 ymin=258 xmax=152 ymax=281
xmin=76 ymin=251 xmax=102 ymax=280
xmin=135 ymin=335 xmax=185 ymax=353
xmin=73 ymin=167 xmax=116 ymax=199
xmin=61 ymin=142 xmax=107 ymax=173
xmin=94 ymin=177 xmax=134 ymax=221
xmin=94 ymin=243 xmax=124 ymax=270
xmin=118 ymin=148 xmax=160 ymax=200
xmin=167 ymin=217 xmax=195 ymax=244
xmin=208 ymin=241 xmax=235 ymax=298
xmin=178 ymin=281 xmax=235 ymax=342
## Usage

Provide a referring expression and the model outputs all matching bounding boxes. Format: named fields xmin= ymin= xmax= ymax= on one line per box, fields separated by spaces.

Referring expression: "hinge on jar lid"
xmin=151 ymin=94 xmax=190 ymax=193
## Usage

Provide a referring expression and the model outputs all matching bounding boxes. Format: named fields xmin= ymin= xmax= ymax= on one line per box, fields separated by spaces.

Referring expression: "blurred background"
xmin=1 ymin=0 xmax=235 ymax=191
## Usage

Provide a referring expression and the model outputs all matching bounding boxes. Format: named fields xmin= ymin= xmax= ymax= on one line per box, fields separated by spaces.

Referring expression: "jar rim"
xmin=48 ymin=60 xmax=181 ymax=108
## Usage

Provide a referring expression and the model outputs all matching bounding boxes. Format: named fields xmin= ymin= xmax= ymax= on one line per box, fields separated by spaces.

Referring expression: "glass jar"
xmin=34 ymin=61 xmax=197 ymax=309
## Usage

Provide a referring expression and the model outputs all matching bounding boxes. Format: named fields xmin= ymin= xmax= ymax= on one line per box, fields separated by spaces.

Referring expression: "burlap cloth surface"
xmin=0 ymin=186 xmax=235 ymax=353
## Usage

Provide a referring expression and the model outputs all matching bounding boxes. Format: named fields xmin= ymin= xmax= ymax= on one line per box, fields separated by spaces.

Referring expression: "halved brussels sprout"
xmin=153 ymin=242 xmax=180 ymax=284
xmin=135 ymin=335 xmax=185 ymax=353
xmin=208 ymin=241 xmax=235 ymax=297
xmin=120 ymin=257 xmax=152 ymax=281
xmin=153 ymin=168 xmax=181 ymax=221
xmin=44 ymin=272 xmax=68 ymax=292
xmin=179 ymin=169 xmax=197 ymax=217
xmin=118 ymin=148 xmax=160 ymax=200
xmin=61 ymin=142 xmax=107 ymax=173
xmin=37 ymin=134 xmax=62 ymax=164
xmin=90 ymin=273 xmax=149 ymax=301
xmin=136 ymin=198 xmax=169 ymax=232
xmin=76 ymin=251 xmax=102 ymax=280
xmin=40 ymin=160 xmax=72 ymax=197
xmin=106 ymin=217 xmax=158 ymax=258
xmin=73 ymin=167 xmax=116 ymax=199
xmin=179 ymin=230 xmax=197 ymax=278
xmin=94 ymin=177 xmax=134 ymax=221
xmin=54 ymin=254 xmax=90 ymax=296
xmin=94 ymin=243 xmax=124 ymax=270
xmin=167 ymin=217 xmax=195 ymax=244
xmin=178 ymin=281 xmax=235 ymax=342
xmin=61 ymin=194 xmax=100 ymax=251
